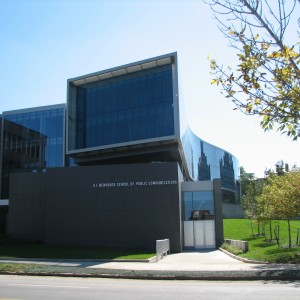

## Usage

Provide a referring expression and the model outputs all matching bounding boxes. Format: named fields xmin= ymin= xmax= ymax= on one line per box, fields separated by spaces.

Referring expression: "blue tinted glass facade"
xmin=182 ymin=128 xmax=240 ymax=204
xmin=1 ymin=106 xmax=65 ymax=198
xmin=73 ymin=65 xmax=174 ymax=150
xmin=183 ymin=191 xmax=214 ymax=221
xmin=66 ymin=53 xmax=240 ymax=204
xmin=3 ymin=108 xmax=64 ymax=168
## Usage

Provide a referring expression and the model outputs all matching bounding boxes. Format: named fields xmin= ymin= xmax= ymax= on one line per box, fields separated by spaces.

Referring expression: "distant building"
xmin=1 ymin=53 xmax=242 ymax=251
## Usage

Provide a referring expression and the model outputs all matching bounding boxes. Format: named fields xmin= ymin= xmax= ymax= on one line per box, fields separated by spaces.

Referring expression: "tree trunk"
xmin=287 ymin=219 xmax=291 ymax=248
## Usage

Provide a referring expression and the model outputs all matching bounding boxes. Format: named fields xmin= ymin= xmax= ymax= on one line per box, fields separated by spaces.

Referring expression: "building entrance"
xmin=184 ymin=220 xmax=215 ymax=249
xmin=182 ymin=182 xmax=216 ymax=250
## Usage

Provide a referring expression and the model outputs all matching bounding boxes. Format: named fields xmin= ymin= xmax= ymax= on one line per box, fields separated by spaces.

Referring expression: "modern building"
xmin=0 ymin=104 xmax=65 ymax=199
xmin=1 ymin=53 xmax=242 ymax=251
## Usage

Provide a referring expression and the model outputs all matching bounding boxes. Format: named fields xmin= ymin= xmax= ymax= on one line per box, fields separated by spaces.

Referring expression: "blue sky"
xmin=1 ymin=0 xmax=299 ymax=177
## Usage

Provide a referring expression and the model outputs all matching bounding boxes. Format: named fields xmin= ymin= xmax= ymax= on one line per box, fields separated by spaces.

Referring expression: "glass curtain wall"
xmin=183 ymin=191 xmax=214 ymax=221
xmin=1 ymin=106 xmax=65 ymax=198
xmin=73 ymin=64 xmax=174 ymax=150
xmin=182 ymin=128 xmax=240 ymax=204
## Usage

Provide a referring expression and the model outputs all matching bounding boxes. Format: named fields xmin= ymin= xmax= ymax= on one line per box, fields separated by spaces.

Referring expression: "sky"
xmin=0 ymin=0 xmax=299 ymax=178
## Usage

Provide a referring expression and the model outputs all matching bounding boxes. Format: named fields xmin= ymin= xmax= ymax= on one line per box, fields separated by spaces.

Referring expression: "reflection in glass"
xmin=220 ymin=152 xmax=235 ymax=190
xmin=73 ymin=65 xmax=174 ymax=150
xmin=1 ymin=107 xmax=65 ymax=198
xmin=183 ymin=191 xmax=214 ymax=221
xmin=198 ymin=141 xmax=211 ymax=181
xmin=182 ymin=128 xmax=240 ymax=205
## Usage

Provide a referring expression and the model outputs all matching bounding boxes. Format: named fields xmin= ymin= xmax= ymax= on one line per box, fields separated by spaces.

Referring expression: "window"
xmin=1 ymin=107 xmax=65 ymax=198
xmin=73 ymin=64 xmax=174 ymax=149
xmin=183 ymin=191 xmax=214 ymax=221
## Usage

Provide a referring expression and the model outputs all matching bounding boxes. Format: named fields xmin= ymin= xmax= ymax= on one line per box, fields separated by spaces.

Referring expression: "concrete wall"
xmin=8 ymin=172 xmax=46 ymax=241
xmin=224 ymin=239 xmax=248 ymax=252
xmin=213 ymin=179 xmax=224 ymax=247
xmin=222 ymin=203 xmax=244 ymax=218
xmin=8 ymin=162 xmax=183 ymax=252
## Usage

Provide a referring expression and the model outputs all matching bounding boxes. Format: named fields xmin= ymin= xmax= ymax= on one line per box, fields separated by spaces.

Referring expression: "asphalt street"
xmin=0 ymin=275 xmax=299 ymax=300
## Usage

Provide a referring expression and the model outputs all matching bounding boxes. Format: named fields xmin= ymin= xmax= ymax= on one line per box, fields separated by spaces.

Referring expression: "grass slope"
xmin=223 ymin=219 xmax=300 ymax=263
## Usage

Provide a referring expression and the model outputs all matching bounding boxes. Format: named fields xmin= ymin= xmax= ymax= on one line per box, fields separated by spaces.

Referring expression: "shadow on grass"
xmin=266 ymin=247 xmax=300 ymax=255
xmin=0 ymin=237 xmax=155 ymax=260
xmin=251 ymin=241 xmax=277 ymax=248
xmin=263 ymin=247 xmax=300 ymax=264
xmin=241 ymin=236 xmax=266 ymax=242
xmin=244 ymin=245 xmax=300 ymax=264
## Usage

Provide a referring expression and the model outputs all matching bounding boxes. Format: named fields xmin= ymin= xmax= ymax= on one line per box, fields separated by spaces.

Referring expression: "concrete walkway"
xmin=1 ymin=250 xmax=300 ymax=280
xmin=89 ymin=250 xmax=262 ymax=271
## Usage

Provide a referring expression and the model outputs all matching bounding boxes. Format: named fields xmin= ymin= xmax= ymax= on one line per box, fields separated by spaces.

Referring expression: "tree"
xmin=242 ymin=178 xmax=265 ymax=219
xmin=265 ymin=160 xmax=290 ymax=176
xmin=205 ymin=0 xmax=300 ymax=140
xmin=240 ymin=167 xmax=267 ymax=236
xmin=240 ymin=166 xmax=255 ymax=195
xmin=275 ymin=160 xmax=289 ymax=176
xmin=258 ymin=171 xmax=300 ymax=247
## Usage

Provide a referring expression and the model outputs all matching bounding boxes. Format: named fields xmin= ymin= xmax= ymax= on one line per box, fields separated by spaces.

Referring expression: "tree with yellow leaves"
xmin=205 ymin=0 xmax=300 ymax=139
xmin=258 ymin=171 xmax=300 ymax=248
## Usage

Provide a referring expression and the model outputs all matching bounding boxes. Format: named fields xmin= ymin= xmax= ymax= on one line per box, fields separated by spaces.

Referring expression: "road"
xmin=0 ymin=275 xmax=299 ymax=300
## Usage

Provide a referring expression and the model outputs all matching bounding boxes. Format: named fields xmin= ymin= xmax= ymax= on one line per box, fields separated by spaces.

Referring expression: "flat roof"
xmin=68 ymin=52 xmax=176 ymax=87
xmin=3 ymin=103 xmax=66 ymax=116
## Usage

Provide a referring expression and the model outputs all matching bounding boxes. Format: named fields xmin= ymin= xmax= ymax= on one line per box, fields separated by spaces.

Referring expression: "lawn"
xmin=0 ymin=237 xmax=155 ymax=260
xmin=223 ymin=219 xmax=300 ymax=263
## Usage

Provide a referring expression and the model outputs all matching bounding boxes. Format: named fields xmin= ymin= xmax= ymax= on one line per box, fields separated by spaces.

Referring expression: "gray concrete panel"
xmin=213 ymin=179 xmax=224 ymax=247
xmin=8 ymin=162 xmax=183 ymax=252
xmin=8 ymin=173 xmax=46 ymax=242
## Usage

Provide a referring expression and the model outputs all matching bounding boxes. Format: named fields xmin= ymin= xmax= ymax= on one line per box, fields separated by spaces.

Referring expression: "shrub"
xmin=221 ymin=243 xmax=244 ymax=256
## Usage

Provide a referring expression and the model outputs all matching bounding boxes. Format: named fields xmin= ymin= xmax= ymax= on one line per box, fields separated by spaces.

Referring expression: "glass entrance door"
xmin=183 ymin=191 xmax=216 ymax=249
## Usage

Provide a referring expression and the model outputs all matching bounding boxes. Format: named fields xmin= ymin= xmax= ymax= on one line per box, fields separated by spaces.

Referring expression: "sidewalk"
xmin=1 ymin=250 xmax=300 ymax=280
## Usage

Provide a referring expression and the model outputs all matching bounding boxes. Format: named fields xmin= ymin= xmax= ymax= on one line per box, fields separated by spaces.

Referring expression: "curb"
xmin=218 ymin=248 xmax=269 ymax=264
xmin=1 ymin=253 xmax=300 ymax=281
xmin=0 ymin=256 xmax=157 ymax=263
xmin=1 ymin=269 xmax=300 ymax=281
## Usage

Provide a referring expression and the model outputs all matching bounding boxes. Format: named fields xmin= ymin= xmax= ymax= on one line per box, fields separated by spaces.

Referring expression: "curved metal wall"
xmin=182 ymin=128 xmax=240 ymax=204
